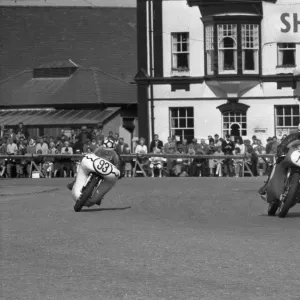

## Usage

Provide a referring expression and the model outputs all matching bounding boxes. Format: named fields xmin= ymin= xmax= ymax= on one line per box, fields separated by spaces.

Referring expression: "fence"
xmin=0 ymin=153 xmax=276 ymax=178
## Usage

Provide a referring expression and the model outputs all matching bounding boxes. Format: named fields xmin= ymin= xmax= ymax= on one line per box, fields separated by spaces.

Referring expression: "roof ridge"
xmin=0 ymin=69 xmax=31 ymax=85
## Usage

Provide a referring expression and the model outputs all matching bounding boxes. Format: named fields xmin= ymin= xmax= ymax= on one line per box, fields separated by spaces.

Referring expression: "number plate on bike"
xmin=290 ymin=150 xmax=300 ymax=167
xmin=93 ymin=158 xmax=113 ymax=175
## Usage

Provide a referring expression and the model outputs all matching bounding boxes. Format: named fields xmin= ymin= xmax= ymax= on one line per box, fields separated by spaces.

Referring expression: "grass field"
xmin=1 ymin=177 xmax=300 ymax=300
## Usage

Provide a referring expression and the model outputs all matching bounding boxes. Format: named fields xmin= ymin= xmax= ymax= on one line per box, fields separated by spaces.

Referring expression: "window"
xmin=171 ymin=32 xmax=189 ymax=71
xmin=218 ymin=24 xmax=237 ymax=73
xmin=277 ymin=43 xmax=296 ymax=67
xmin=205 ymin=22 xmax=260 ymax=75
xmin=205 ymin=25 xmax=215 ymax=75
xmin=275 ymin=105 xmax=300 ymax=136
xmin=222 ymin=111 xmax=247 ymax=137
xmin=170 ymin=107 xmax=194 ymax=142
xmin=242 ymin=24 xmax=259 ymax=73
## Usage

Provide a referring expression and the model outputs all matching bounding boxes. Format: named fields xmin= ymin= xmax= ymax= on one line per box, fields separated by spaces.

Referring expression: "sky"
xmin=0 ymin=0 xmax=136 ymax=6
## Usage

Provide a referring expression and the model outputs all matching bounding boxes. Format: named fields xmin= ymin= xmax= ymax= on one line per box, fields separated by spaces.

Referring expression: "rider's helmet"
xmin=102 ymin=138 xmax=116 ymax=149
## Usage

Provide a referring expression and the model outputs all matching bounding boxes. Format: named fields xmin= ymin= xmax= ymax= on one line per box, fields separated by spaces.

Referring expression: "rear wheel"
xmin=268 ymin=201 xmax=280 ymax=216
xmin=74 ymin=174 xmax=101 ymax=212
xmin=278 ymin=173 xmax=300 ymax=218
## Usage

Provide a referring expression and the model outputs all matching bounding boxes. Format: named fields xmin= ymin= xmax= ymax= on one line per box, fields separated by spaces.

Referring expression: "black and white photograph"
xmin=1 ymin=0 xmax=300 ymax=299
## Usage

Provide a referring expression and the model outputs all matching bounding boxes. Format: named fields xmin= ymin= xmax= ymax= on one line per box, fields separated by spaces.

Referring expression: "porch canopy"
xmin=0 ymin=108 xmax=120 ymax=127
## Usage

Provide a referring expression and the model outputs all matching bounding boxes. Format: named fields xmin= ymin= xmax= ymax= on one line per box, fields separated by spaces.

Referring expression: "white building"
xmin=135 ymin=0 xmax=300 ymax=144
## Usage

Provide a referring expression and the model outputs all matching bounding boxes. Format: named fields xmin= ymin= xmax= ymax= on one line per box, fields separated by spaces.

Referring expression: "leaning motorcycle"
xmin=72 ymin=153 xmax=120 ymax=212
xmin=265 ymin=140 xmax=300 ymax=218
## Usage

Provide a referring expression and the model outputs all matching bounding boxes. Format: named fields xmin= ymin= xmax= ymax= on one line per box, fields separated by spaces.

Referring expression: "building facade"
xmin=135 ymin=0 xmax=300 ymax=144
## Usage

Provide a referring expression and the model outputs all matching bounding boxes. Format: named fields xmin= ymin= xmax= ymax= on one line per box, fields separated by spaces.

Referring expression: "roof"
xmin=0 ymin=107 xmax=120 ymax=126
xmin=0 ymin=66 xmax=137 ymax=106
xmin=0 ymin=6 xmax=136 ymax=82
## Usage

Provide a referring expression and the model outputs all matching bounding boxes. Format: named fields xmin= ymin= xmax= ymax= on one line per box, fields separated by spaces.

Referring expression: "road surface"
xmin=1 ymin=177 xmax=300 ymax=300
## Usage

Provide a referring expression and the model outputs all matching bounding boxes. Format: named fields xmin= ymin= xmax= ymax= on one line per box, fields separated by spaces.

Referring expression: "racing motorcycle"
xmin=265 ymin=140 xmax=300 ymax=218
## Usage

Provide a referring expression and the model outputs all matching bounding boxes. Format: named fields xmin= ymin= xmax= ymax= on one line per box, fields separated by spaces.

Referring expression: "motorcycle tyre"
xmin=74 ymin=174 xmax=100 ymax=212
xmin=278 ymin=173 xmax=300 ymax=218
xmin=267 ymin=202 xmax=280 ymax=216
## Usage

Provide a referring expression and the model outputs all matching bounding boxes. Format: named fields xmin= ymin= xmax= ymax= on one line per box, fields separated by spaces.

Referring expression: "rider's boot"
xmin=67 ymin=180 xmax=75 ymax=191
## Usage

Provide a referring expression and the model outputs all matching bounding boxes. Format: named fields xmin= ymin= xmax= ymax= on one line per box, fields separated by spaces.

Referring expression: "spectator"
xmin=92 ymin=126 xmax=105 ymax=145
xmin=265 ymin=137 xmax=273 ymax=154
xmin=197 ymin=139 xmax=209 ymax=176
xmin=245 ymin=140 xmax=258 ymax=176
xmin=72 ymin=136 xmax=83 ymax=154
xmin=135 ymin=137 xmax=148 ymax=155
xmin=90 ymin=138 xmax=98 ymax=151
xmin=235 ymin=137 xmax=246 ymax=155
xmin=165 ymin=146 xmax=176 ymax=176
xmin=178 ymin=138 xmax=189 ymax=154
xmin=222 ymin=134 xmax=235 ymax=177
xmin=6 ymin=137 xmax=18 ymax=178
xmin=213 ymin=146 xmax=224 ymax=177
xmin=207 ymin=139 xmax=216 ymax=176
xmin=255 ymin=140 xmax=267 ymax=176
xmin=83 ymin=138 xmax=95 ymax=153
xmin=0 ymin=124 xmax=5 ymax=139
xmin=70 ymin=129 xmax=78 ymax=144
xmin=16 ymin=130 xmax=26 ymax=143
xmin=190 ymin=145 xmax=203 ymax=177
xmin=107 ymin=131 xmax=114 ymax=140
xmin=16 ymin=122 xmax=28 ymax=139
xmin=214 ymin=134 xmax=222 ymax=148
xmin=123 ymin=147 xmax=133 ymax=177
xmin=116 ymin=138 xmax=129 ymax=155
xmin=233 ymin=147 xmax=243 ymax=177
xmin=60 ymin=141 xmax=73 ymax=177
xmin=7 ymin=128 xmax=16 ymax=142
xmin=163 ymin=136 xmax=177 ymax=153
xmin=270 ymin=136 xmax=279 ymax=155
xmin=149 ymin=134 xmax=163 ymax=152
xmin=78 ymin=126 xmax=91 ymax=145
xmin=114 ymin=133 xmax=120 ymax=145
xmin=36 ymin=137 xmax=49 ymax=155
xmin=59 ymin=129 xmax=69 ymax=143
xmin=149 ymin=148 xmax=165 ymax=177
xmin=16 ymin=139 xmax=26 ymax=178
xmin=0 ymin=138 xmax=6 ymax=177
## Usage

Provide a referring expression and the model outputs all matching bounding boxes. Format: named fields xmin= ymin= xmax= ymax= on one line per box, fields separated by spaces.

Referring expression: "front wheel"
xmin=278 ymin=173 xmax=300 ymax=218
xmin=74 ymin=174 xmax=101 ymax=212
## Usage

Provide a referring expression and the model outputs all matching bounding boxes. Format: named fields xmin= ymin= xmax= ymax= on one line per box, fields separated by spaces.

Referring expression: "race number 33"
xmin=93 ymin=158 xmax=112 ymax=175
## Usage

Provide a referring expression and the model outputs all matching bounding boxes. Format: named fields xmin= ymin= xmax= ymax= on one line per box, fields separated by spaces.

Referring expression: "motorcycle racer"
xmin=259 ymin=123 xmax=300 ymax=199
xmin=67 ymin=138 xmax=122 ymax=207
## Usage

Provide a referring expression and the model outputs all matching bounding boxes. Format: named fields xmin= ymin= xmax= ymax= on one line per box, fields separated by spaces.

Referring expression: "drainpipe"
xmin=148 ymin=0 xmax=155 ymax=142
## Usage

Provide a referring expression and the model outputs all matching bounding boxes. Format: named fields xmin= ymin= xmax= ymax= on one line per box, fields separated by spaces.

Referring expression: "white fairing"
xmin=72 ymin=153 xmax=120 ymax=205
xmin=290 ymin=150 xmax=300 ymax=167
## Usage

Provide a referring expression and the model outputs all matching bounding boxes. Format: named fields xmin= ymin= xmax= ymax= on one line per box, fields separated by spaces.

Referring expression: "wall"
xmin=152 ymin=97 xmax=299 ymax=144
xmin=262 ymin=0 xmax=300 ymax=75
xmin=162 ymin=0 xmax=204 ymax=77
xmin=103 ymin=114 xmax=121 ymax=137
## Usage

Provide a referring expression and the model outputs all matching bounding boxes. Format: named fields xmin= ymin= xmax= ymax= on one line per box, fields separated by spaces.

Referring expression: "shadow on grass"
xmin=81 ymin=206 xmax=131 ymax=212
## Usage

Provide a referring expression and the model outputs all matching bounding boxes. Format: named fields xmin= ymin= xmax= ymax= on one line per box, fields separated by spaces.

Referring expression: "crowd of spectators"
xmin=131 ymin=133 xmax=282 ymax=178
xmin=0 ymin=122 xmax=283 ymax=178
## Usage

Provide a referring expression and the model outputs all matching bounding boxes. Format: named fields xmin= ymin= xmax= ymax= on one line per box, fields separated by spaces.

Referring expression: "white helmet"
xmin=102 ymin=138 xmax=116 ymax=149
xmin=298 ymin=123 xmax=300 ymax=131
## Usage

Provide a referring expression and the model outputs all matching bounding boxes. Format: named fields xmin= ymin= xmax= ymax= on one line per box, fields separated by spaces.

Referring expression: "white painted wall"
xmin=262 ymin=0 xmax=300 ymax=75
xmin=152 ymin=98 xmax=299 ymax=144
xmin=162 ymin=0 xmax=204 ymax=77
xmin=0 ymin=0 xmax=136 ymax=6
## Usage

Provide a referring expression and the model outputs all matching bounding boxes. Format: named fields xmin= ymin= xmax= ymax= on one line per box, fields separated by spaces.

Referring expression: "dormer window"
xmin=205 ymin=20 xmax=261 ymax=76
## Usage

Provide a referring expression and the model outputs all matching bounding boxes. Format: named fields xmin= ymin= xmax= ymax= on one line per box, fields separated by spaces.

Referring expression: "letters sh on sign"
xmin=263 ymin=2 xmax=300 ymax=43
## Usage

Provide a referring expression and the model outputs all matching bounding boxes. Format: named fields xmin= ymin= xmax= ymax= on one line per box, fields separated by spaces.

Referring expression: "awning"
xmin=0 ymin=108 xmax=120 ymax=126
